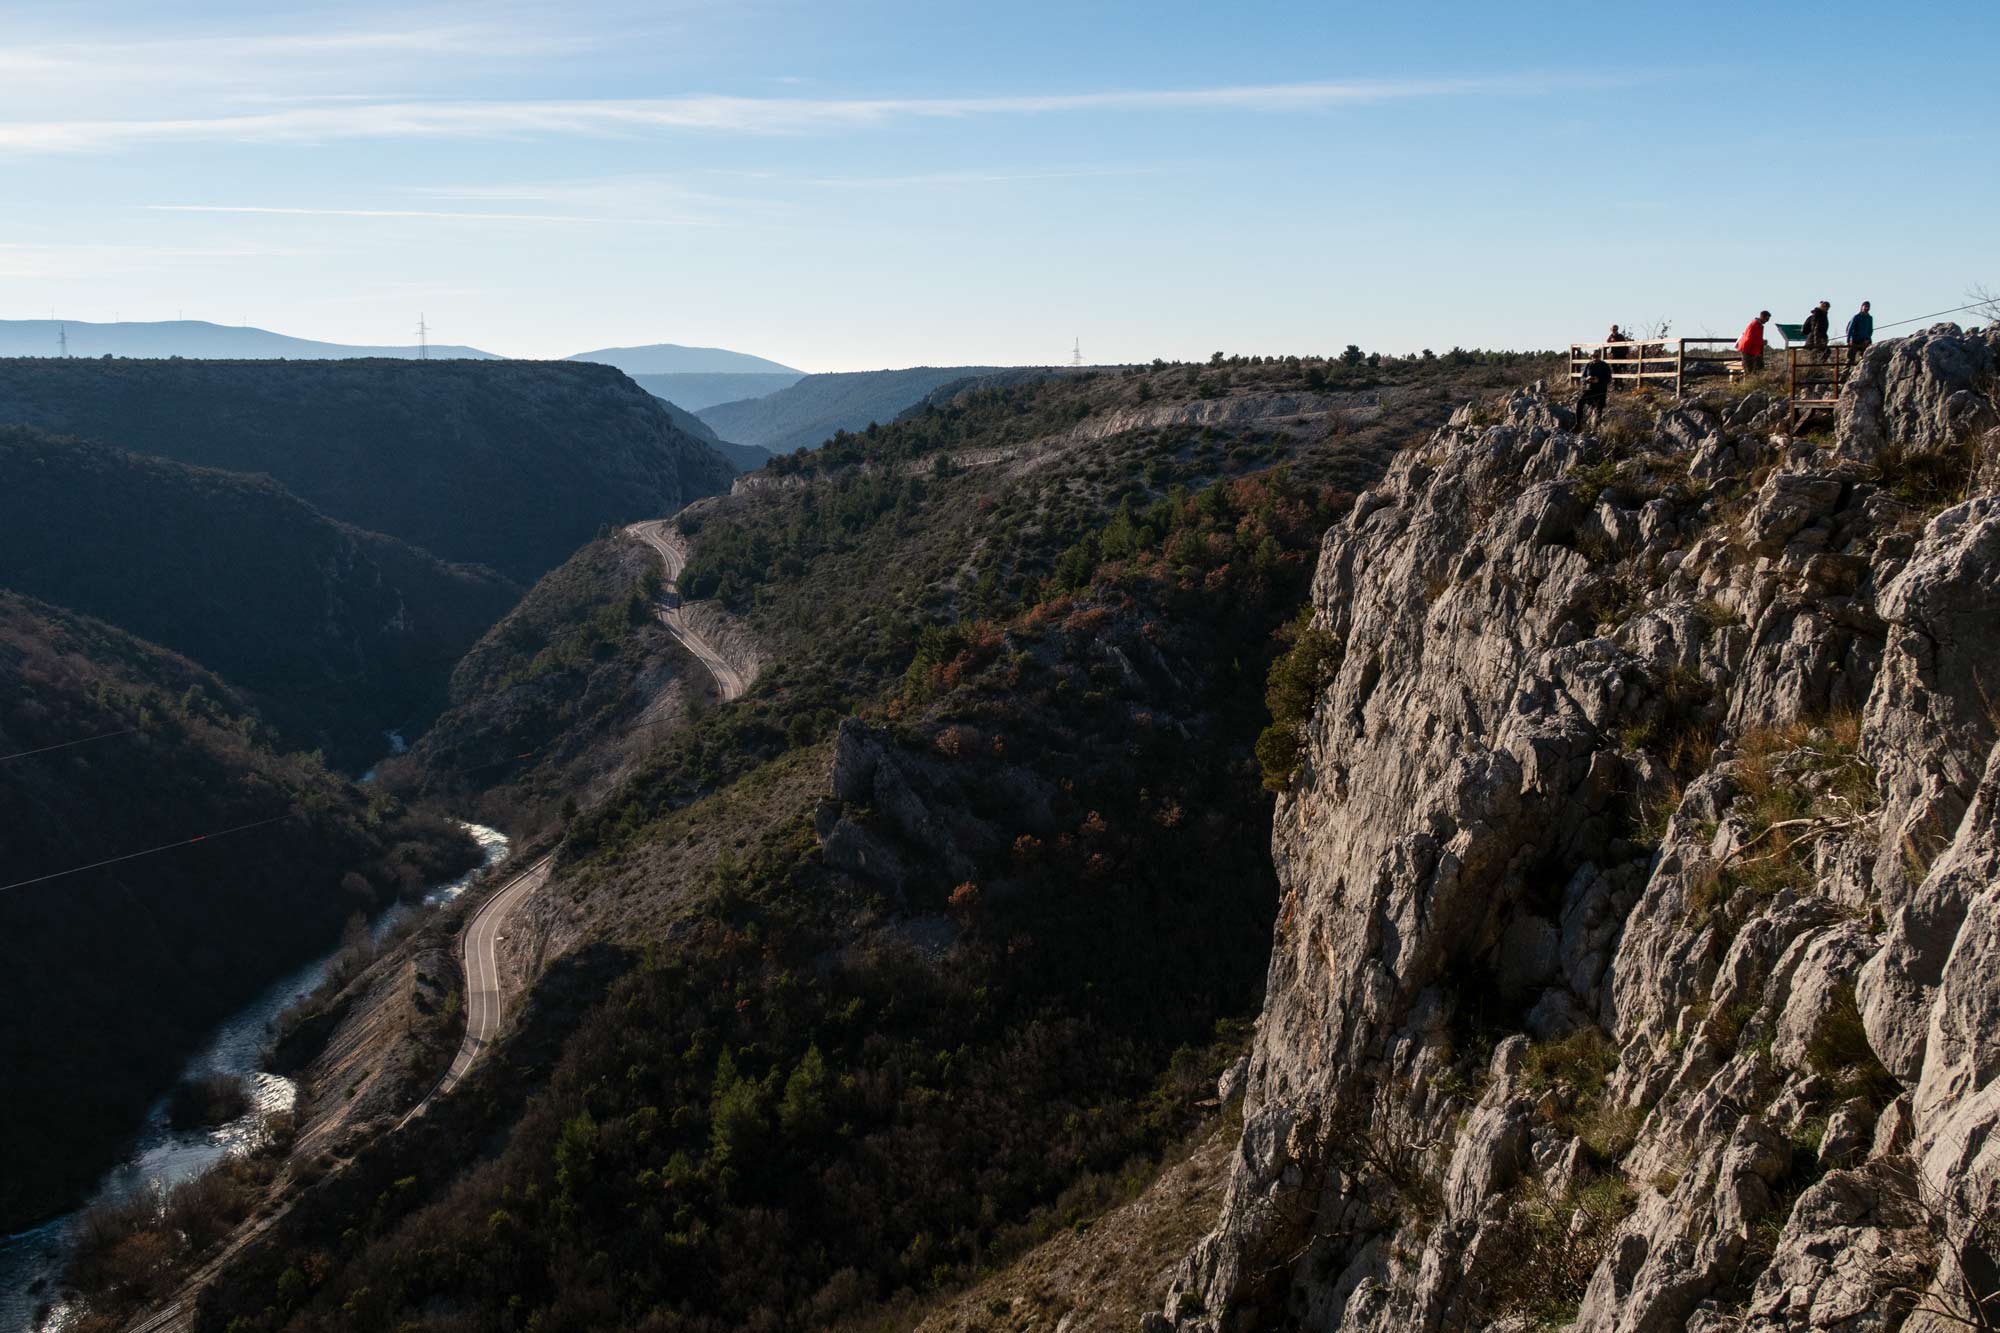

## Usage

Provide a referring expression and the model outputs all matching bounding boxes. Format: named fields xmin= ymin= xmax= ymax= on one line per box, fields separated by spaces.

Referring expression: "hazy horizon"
xmin=3 ymin=1 xmax=1995 ymax=371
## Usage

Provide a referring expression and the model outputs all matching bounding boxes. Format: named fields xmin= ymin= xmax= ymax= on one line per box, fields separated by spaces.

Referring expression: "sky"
xmin=1 ymin=0 xmax=1994 ymax=371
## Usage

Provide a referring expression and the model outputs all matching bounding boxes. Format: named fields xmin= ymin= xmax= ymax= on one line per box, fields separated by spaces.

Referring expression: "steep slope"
xmin=0 ymin=426 xmax=519 ymax=768
xmin=0 ymin=319 xmax=496 ymax=360
xmin=376 ymin=535 xmax=709 ymax=830
xmin=628 ymin=370 xmax=804 ymax=412
xmin=0 ymin=358 xmax=735 ymax=583
xmin=641 ymin=389 xmax=772 ymax=472
xmin=0 ymin=592 xmax=480 ymax=1233
xmin=565 ymin=343 xmax=799 ymax=376
xmin=173 ymin=350 xmax=1558 ymax=1333
xmin=1157 ymin=327 xmax=2000 ymax=1331
xmin=695 ymin=364 xmax=1010 ymax=454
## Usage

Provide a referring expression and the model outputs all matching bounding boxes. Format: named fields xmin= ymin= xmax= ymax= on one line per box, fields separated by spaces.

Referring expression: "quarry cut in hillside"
xmin=1155 ymin=325 xmax=2000 ymax=1331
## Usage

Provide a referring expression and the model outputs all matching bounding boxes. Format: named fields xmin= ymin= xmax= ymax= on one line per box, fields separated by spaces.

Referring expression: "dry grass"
xmin=1482 ymin=1173 xmax=1636 ymax=1328
xmin=905 ymin=1115 xmax=1239 ymax=1333
xmin=1689 ymin=710 xmax=1878 ymax=927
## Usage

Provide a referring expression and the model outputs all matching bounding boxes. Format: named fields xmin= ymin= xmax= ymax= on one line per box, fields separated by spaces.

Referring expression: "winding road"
xmin=124 ymin=512 xmax=749 ymax=1332
xmin=626 ymin=519 xmax=755 ymax=702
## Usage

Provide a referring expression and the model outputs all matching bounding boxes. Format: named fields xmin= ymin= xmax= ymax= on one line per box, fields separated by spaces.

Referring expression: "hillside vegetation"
xmin=379 ymin=535 xmax=707 ymax=830
xmin=0 ymin=426 xmax=518 ymax=767
xmin=187 ymin=348 xmax=1555 ymax=1333
xmin=695 ymin=364 xmax=1010 ymax=454
xmin=0 ymin=593 xmax=479 ymax=1233
xmin=0 ymin=357 xmax=735 ymax=582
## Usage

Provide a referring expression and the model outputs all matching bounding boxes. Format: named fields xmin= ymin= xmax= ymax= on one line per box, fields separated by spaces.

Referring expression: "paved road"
xmin=124 ymin=851 xmax=557 ymax=1332
xmin=424 ymin=852 xmax=555 ymax=1107
xmin=126 ymin=517 xmax=741 ymax=1332
xmin=625 ymin=519 xmax=754 ymax=702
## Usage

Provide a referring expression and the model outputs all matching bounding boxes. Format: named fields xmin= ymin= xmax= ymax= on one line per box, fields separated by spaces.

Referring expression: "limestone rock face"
xmin=1838 ymin=323 xmax=2000 ymax=462
xmin=1159 ymin=329 xmax=2000 ymax=1331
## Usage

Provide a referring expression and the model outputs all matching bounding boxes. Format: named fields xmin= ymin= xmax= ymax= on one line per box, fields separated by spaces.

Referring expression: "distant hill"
xmin=0 ymin=358 xmax=735 ymax=584
xmin=640 ymin=386 xmax=771 ymax=472
xmin=566 ymin=343 xmax=800 ymax=376
xmin=0 ymin=318 xmax=497 ymax=361
xmin=0 ymin=426 xmax=520 ymax=767
xmin=695 ymin=366 xmax=1009 ymax=455
xmin=0 ymin=590 xmax=481 ymax=1232
xmin=628 ymin=370 xmax=805 ymax=412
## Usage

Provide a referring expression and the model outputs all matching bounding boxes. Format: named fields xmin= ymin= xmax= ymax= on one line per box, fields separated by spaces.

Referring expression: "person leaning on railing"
xmin=1737 ymin=311 xmax=1771 ymax=374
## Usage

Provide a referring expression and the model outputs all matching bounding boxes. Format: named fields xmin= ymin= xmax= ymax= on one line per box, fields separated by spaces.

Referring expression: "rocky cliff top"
xmin=1159 ymin=324 xmax=2000 ymax=1332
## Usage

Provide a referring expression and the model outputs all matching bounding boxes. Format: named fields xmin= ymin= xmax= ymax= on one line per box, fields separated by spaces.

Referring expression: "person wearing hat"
xmin=1737 ymin=310 xmax=1771 ymax=374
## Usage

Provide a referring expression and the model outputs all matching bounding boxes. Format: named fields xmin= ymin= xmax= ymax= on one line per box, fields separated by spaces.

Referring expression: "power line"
xmin=0 ymin=810 xmax=298 ymax=895
xmin=0 ymin=726 xmax=141 ymax=764
xmin=1875 ymin=299 xmax=1993 ymax=332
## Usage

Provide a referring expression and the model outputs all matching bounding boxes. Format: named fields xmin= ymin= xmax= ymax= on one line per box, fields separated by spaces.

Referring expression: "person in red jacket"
xmin=1738 ymin=311 xmax=1771 ymax=374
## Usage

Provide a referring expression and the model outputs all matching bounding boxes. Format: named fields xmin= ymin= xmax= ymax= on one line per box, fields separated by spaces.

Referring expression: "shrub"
xmin=1255 ymin=608 xmax=1341 ymax=791
xmin=165 ymin=1073 xmax=252 ymax=1132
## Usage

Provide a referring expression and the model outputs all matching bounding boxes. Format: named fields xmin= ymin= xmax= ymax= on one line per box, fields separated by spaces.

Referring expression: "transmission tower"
xmin=57 ymin=323 xmax=68 ymax=358
xmin=1070 ymin=337 xmax=1083 ymax=369
xmin=416 ymin=314 xmax=430 ymax=361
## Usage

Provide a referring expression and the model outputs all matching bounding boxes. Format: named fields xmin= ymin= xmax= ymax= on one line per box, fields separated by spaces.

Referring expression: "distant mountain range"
xmin=6 ymin=321 xmax=1042 ymax=465
xmin=0 ymin=318 xmax=499 ymax=361
xmin=565 ymin=343 xmax=800 ymax=376
xmin=629 ymin=371 xmax=806 ymax=412
xmin=695 ymin=366 xmax=1008 ymax=455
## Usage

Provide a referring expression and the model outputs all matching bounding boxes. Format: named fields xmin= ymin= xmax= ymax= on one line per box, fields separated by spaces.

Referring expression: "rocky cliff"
xmin=1160 ymin=325 xmax=2000 ymax=1331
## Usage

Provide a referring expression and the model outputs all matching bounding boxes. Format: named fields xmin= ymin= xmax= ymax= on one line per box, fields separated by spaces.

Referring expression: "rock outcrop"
xmin=1159 ymin=330 xmax=2000 ymax=1330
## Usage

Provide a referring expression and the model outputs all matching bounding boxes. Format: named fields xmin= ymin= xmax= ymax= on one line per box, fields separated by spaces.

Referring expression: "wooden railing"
xmin=1568 ymin=337 xmax=1745 ymax=396
xmin=1786 ymin=345 xmax=1854 ymax=432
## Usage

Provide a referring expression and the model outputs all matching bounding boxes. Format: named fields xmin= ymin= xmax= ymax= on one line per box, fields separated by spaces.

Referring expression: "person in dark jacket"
xmin=1803 ymin=301 xmax=1832 ymax=350
xmin=1606 ymin=324 xmax=1630 ymax=362
xmin=1847 ymin=301 xmax=1874 ymax=363
xmin=1577 ymin=349 xmax=1613 ymax=429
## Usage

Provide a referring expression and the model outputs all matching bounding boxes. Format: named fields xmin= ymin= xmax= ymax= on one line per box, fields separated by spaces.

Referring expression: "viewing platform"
xmin=1568 ymin=336 xmax=1857 ymax=433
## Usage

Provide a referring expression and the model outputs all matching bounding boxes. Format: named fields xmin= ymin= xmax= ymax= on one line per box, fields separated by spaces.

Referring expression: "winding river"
xmin=0 ymin=824 xmax=509 ymax=1332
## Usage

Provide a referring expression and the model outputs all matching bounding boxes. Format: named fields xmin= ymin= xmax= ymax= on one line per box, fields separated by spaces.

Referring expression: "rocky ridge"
xmin=1158 ymin=325 xmax=2000 ymax=1331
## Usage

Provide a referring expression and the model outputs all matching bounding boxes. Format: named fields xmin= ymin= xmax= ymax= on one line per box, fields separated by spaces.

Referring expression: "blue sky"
xmin=2 ymin=0 xmax=1994 ymax=370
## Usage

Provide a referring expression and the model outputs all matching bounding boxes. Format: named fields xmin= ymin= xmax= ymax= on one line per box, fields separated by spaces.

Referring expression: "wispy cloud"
xmin=0 ymin=74 xmax=1624 ymax=154
xmin=142 ymin=203 xmax=714 ymax=226
xmin=0 ymin=22 xmax=588 ymax=92
xmin=0 ymin=240 xmax=312 ymax=278
xmin=788 ymin=166 xmax=1178 ymax=189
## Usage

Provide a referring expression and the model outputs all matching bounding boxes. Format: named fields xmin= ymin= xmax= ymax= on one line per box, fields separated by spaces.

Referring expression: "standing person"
xmin=1606 ymin=324 xmax=1630 ymax=362
xmin=1847 ymin=301 xmax=1874 ymax=363
xmin=1803 ymin=300 xmax=1832 ymax=351
xmin=1577 ymin=349 xmax=1613 ymax=429
xmin=1738 ymin=311 xmax=1771 ymax=375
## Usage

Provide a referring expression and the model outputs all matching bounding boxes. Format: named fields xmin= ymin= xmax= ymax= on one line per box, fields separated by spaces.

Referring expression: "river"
xmin=0 ymin=823 xmax=509 ymax=1332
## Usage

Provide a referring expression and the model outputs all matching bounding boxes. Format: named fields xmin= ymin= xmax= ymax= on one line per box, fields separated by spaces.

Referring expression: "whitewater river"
xmin=0 ymin=823 xmax=509 ymax=1332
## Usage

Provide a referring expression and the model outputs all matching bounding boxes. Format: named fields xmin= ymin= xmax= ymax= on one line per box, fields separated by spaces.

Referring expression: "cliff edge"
xmin=1161 ymin=326 xmax=2000 ymax=1331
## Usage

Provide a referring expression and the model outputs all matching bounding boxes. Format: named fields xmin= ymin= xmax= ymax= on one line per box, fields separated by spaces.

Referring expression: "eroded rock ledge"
xmin=1156 ymin=325 xmax=2000 ymax=1332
